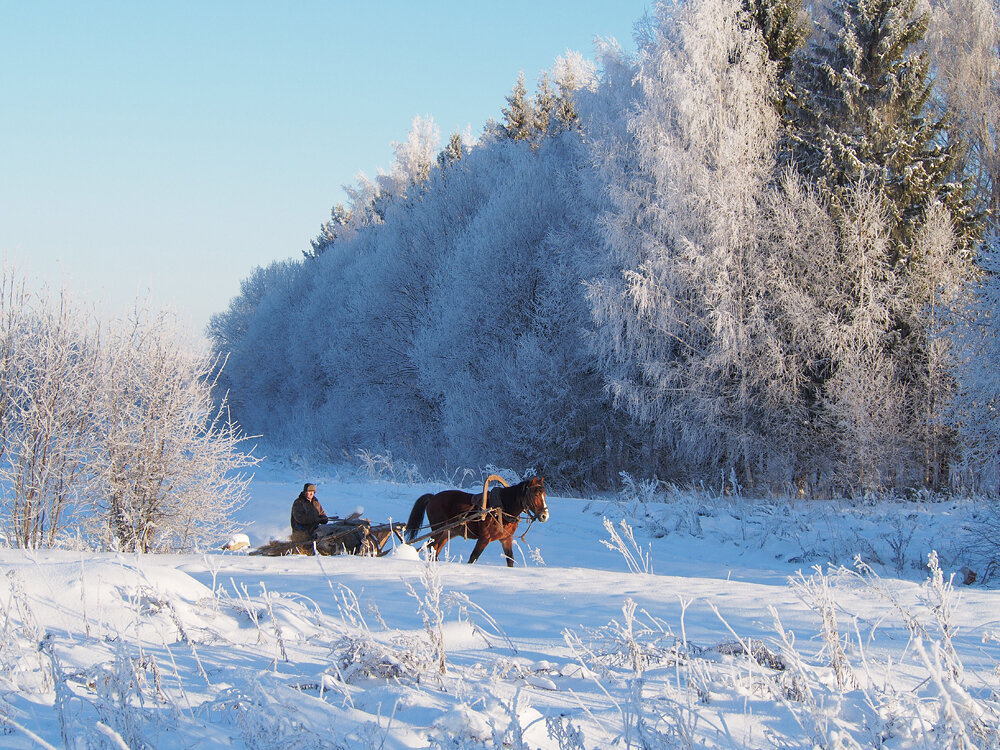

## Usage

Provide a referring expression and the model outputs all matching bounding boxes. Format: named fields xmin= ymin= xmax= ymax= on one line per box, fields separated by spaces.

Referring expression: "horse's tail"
xmin=405 ymin=494 xmax=431 ymax=543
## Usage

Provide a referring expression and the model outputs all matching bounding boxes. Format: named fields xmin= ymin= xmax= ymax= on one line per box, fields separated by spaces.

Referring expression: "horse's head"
xmin=524 ymin=476 xmax=549 ymax=522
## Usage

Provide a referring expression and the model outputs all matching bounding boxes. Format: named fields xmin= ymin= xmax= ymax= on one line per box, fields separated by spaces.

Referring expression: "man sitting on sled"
xmin=289 ymin=483 xmax=328 ymax=542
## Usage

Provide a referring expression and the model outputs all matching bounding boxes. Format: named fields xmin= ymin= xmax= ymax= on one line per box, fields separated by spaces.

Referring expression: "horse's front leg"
xmin=468 ymin=537 xmax=490 ymax=564
xmin=500 ymin=536 xmax=515 ymax=568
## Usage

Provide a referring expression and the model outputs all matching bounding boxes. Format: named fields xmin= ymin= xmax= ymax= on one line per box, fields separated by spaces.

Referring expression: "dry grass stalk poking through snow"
xmin=601 ymin=518 xmax=654 ymax=574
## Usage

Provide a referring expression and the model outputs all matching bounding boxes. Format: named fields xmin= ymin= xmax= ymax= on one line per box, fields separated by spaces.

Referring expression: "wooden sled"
xmin=251 ymin=513 xmax=407 ymax=557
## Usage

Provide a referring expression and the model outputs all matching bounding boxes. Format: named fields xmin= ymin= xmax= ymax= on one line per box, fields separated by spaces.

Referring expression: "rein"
xmin=509 ymin=489 xmax=546 ymax=542
xmin=518 ymin=514 xmax=537 ymax=542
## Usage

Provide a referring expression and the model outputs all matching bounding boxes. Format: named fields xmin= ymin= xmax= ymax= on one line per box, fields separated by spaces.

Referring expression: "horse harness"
xmin=484 ymin=486 xmax=541 ymax=539
xmin=403 ymin=477 xmax=548 ymax=556
xmin=483 ymin=486 xmax=520 ymax=523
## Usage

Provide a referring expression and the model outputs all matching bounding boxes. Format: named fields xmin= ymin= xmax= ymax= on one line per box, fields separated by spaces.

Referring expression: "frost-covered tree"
xmin=212 ymin=56 xmax=626 ymax=484
xmin=381 ymin=114 xmax=440 ymax=200
xmin=410 ymin=132 xmax=613 ymax=482
xmin=90 ymin=308 xmax=258 ymax=553
xmin=306 ymin=203 xmax=350 ymax=259
xmin=437 ymin=131 xmax=466 ymax=169
xmin=311 ymin=152 xmax=491 ymax=465
xmin=932 ymin=0 xmax=1000 ymax=473
xmin=212 ymin=0 xmax=994 ymax=493
xmin=0 ymin=273 xmax=100 ymax=548
xmin=0 ymin=269 xmax=258 ymax=550
xmin=771 ymin=0 xmax=982 ymax=490
xmin=208 ymin=259 xmax=307 ymax=428
xmin=553 ymin=51 xmax=597 ymax=131
xmin=927 ymin=0 xmax=1000 ymax=214
xmin=501 ymin=72 xmax=535 ymax=142
xmin=496 ymin=64 xmax=594 ymax=147
xmin=303 ymin=116 xmax=443 ymax=253
xmin=905 ymin=202 xmax=964 ymax=487
xmin=589 ymin=0 xmax=801 ymax=485
xmin=947 ymin=226 xmax=1000 ymax=491
xmin=769 ymin=180 xmax=966 ymax=493
xmin=818 ymin=182 xmax=909 ymax=489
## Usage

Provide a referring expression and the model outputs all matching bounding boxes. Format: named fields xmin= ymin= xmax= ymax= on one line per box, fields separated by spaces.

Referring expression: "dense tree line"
xmin=211 ymin=0 xmax=1000 ymax=495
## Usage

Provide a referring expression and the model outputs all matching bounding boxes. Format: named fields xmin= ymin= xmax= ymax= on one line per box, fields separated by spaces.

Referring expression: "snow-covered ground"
xmin=1 ymin=458 xmax=997 ymax=748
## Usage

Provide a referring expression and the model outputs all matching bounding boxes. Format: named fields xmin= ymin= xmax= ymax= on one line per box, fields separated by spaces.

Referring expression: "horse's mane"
xmin=483 ymin=478 xmax=534 ymax=516
xmin=500 ymin=477 xmax=542 ymax=514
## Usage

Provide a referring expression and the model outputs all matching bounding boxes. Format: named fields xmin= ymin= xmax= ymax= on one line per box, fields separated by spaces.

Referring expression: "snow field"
xmin=0 ymin=460 xmax=997 ymax=748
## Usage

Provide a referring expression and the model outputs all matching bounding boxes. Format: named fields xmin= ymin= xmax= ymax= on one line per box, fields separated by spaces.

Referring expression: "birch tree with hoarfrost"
xmin=90 ymin=307 xmax=259 ymax=553
xmin=947 ymin=228 xmax=1000 ymax=491
xmin=589 ymin=0 xmax=800 ymax=485
xmin=819 ymin=182 xmax=908 ymax=489
xmin=0 ymin=271 xmax=101 ymax=548
xmin=927 ymin=0 xmax=1000 ymax=214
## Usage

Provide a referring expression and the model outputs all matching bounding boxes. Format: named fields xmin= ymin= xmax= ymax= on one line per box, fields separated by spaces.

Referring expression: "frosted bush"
xmin=0 ymin=266 xmax=259 ymax=552
xmin=618 ymin=472 xmax=666 ymax=506
xmin=354 ymin=449 xmax=424 ymax=483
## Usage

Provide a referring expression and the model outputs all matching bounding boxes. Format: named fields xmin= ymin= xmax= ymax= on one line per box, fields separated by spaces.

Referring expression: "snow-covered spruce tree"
xmin=501 ymin=72 xmax=535 ymax=142
xmin=497 ymin=61 xmax=594 ymax=149
xmin=589 ymin=0 xmax=805 ymax=487
xmin=533 ymin=72 xmax=557 ymax=139
xmin=305 ymin=203 xmax=350 ymax=259
xmin=744 ymin=0 xmax=809 ymax=114
xmin=786 ymin=0 xmax=974 ymax=256
xmin=437 ymin=131 xmax=466 ymax=170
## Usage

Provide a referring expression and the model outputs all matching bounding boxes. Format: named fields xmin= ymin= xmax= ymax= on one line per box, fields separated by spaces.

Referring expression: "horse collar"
xmin=486 ymin=486 xmax=504 ymax=510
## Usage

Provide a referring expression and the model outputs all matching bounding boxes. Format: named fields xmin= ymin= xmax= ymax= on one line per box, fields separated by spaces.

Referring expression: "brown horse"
xmin=404 ymin=477 xmax=549 ymax=567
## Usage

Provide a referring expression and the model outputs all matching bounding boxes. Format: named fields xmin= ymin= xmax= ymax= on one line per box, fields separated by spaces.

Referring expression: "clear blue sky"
xmin=1 ymin=1 xmax=649 ymax=337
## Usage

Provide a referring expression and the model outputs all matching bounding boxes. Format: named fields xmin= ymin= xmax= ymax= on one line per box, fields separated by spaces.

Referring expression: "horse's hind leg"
xmin=431 ymin=533 xmax=449 ymax=561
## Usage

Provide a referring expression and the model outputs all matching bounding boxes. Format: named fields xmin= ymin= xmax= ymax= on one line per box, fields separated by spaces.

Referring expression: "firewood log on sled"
xmin=251 ymin=513 xmax=407 ymax=557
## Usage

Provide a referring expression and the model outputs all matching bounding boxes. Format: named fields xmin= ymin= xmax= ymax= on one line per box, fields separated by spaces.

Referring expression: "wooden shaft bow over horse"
xmin=481 ymin=474 xmax=509 ymax=509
